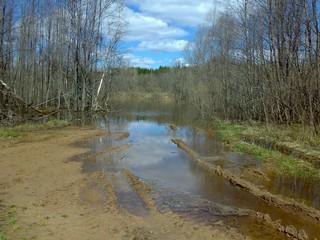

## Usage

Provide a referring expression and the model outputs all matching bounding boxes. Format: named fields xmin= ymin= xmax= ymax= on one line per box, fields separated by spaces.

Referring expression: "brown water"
xmin=75 ymin=100 xmax=320 ymax=239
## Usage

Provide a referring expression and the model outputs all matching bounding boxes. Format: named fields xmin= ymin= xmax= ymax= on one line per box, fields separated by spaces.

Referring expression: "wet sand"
xmin=0 ymin=127 xmax=245 ymax=240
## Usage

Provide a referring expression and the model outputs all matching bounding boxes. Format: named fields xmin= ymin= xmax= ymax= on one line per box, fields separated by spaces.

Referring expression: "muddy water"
xmin=267 ymin=173 xmax=320 ymax=210
xmin=78 ymin=101 xmax=320 ymax=239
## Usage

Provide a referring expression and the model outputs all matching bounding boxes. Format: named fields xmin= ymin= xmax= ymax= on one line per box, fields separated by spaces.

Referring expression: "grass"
xmin=0 ymin=128 xmax=23 ymax=138
xmin=241 ymin=123 xmax=320 ymax=148
xmin=217 ymin=122 xmax=320 ymax=179
xmin=0 ymin=223 xmax=6 ymax=240
xmin=45 ymin=119 xmax=70 ymax=127
xmin=16 ymin=119 xmax=71 ymax=131
xmin=0 ymin=119 xmax=71 ymax=139
xmin=0 ymin=205 xmax=30 ymax=240
xmin=0 ymin=205 xmax=19 ymax=240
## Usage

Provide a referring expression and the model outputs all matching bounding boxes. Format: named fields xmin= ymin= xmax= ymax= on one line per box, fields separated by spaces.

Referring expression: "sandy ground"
xmin=0 ymin=127 xmax=246 ymax=240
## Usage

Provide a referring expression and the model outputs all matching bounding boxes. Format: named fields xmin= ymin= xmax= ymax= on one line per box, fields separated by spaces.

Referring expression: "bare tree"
xmin=0 ymin=0 xmax=126 ymax=122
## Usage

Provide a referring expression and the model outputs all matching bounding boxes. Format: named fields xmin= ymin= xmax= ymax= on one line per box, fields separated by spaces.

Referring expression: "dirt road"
xmin=0 ymin=127 xmax=246 ymax=240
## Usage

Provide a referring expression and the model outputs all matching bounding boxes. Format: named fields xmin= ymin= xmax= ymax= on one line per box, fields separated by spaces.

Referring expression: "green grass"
xmin=0 ymin=120 xmax=71 ymax=139
xmin=0 ymin=128 xmax=23 ymax=138
xmin=16 ymin=120 xmax=71 ymax=131
xmin=217 ymin=122 xmax=320 ymax=179
xmin=0 ymin=205 xmax=28 ymax=240
xmin=0 ymin=205 xmax=17 ymax=240
xmin=0 ymin=223 xmax=7 ymax=240
xmin=45 ymin=119 xmax=70 ymax=127
xmin=217 ymin=122 xmax=246 ymax=147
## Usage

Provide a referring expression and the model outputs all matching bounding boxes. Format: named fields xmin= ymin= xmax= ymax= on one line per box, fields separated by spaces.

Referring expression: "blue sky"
xmin=122 ymin=0 xmax=224 ymax=69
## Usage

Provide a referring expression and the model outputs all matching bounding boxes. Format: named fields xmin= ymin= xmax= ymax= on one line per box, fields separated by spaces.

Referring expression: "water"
xmin=74 ymin=100 xmax=320 ymax=239
xmin=268 ymin=173 xmax=320 ymax=209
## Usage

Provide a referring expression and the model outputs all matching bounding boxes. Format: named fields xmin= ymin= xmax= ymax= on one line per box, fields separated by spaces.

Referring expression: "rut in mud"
xmin=73 ymin=101 xmax=320 ymax=240
xmin=71 ymin=107 xmax=319 ymax=240
xmin=78 ymin=166 xmax=290 ymax=240
xmin=1 ymin=127 xmax=249 ymax=240
xmin=2 ymin=101 xmax=319 ymax=240
xmin=171 ymin=139 xmax=320 ymax=225
xmin=78 ymin=167 xmax=251 ymax=239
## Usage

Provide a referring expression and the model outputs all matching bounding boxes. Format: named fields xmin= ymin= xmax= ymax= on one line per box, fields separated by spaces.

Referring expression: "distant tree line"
xmin=135 ymin=66 xmax=170 ymax=75
xmin=113 ymin=66 xmax=177 ymax=96
xmin=0 ymin=0 xmax=125 ymax=122
xmin=1 ymin=0 xmax=319 ymax=134
xmin=114 ymin=0 xmax=320 ymax=134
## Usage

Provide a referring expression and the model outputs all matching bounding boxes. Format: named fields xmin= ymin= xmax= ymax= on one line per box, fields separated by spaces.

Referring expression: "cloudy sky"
xmin=122 ymin=0 xmax=223 ymax=69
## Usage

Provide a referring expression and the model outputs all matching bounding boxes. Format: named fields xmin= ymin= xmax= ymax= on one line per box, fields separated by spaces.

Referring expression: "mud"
xmin=171 ymin=139 xmax=198 ymax=158
xmin=123 ymin=169 xmax=158 ymax=212
xmin=239 ymin=167 xmax=271 ymax=185
xmin=81 ymin=143 xmax=132 ymax=161
xmin=252 ymin=212 xmax=309 ymax=240
xmin=154 ymin=188 xmax=252 ymax=219
xmin=0 ymin=127 xmax=248 ymax=240
xmin=80 ymin=171 xmax=117 ymax=207
xmin=172 ymin=138 xmax=320 ymax=239
xmin=169 ymin=124 xmax=178 ymax=131
xmin=115 ymin=132 xmax=131 ymax=141
xmin=198 ymin=160 xmax=320 ymax=224
xmin=1 ymin=110 xmax=319 ymax=240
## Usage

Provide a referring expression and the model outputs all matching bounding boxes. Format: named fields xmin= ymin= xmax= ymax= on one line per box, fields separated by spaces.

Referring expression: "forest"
xmin=0 ymin=0 xmax=320 ymax=135
xmin=0 ymin=0 xmax=125 ymax=117
xmin=115 ymin=0 xmax=320 ymax=136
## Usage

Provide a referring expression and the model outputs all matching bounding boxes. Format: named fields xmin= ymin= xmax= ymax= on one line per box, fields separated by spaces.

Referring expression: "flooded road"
xmin=75 ymin=101 xmax=320 ymax=239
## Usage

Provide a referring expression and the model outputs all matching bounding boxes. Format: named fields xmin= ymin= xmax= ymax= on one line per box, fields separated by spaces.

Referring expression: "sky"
xmin=122 ymin=0 xmax=223 ymax=69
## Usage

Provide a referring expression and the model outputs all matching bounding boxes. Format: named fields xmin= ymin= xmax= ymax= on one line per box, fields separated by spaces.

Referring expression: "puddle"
xmin=267 ymin=173 xmax=320 ymax=209
xmin=239 ymin=138 xmax=320 ymax=208
xmin=80 ymin=182 xmax=107 ymax=204
xmin=153 ymin=189 xmax=290 ymax=240
xmin=73 ymin=100 xmax=320 ymax=239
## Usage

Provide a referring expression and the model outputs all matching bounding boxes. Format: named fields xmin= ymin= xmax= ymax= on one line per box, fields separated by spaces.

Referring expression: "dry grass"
xmin=0 ymin=120 xmax=71 ymax=139
xmin=217 ymin=122 xmax=320 ymax=180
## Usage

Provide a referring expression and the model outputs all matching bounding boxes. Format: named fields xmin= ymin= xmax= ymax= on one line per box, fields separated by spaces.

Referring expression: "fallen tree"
xmin=0 ymin=79 xmax=41 ymax=124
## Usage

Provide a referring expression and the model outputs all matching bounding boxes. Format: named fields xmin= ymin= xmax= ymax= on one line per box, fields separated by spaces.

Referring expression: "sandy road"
xmin=0 ymin=127 xmax=245 ymax=240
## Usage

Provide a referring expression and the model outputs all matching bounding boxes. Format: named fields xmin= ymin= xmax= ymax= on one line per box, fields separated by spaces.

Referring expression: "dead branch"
xmin=0 ymin=79 xmax=41 ymax=113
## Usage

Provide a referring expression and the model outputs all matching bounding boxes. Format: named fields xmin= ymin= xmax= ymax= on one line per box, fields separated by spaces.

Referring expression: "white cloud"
xmin=122 ymin=1 xmax=227 ymax=67
xmin=124 ymin=7 xmax=188 ymax=42
xmin=133 ymin=40 xmax=188 ymax=53
xmin=123 ymin=53 xmax=157 ymax=68
xmin=170 ymin=57 xmax=190 ymax=67
xmin=126 ymin=0 xmax=222 ymax=27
